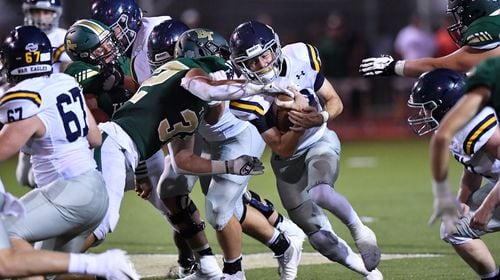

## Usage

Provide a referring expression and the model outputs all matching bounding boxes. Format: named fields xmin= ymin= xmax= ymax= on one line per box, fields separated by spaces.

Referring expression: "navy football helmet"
xmin=90 ymin=0 xmax=143 ymax=53
xmin=229 ymin=20 xmax=282 ymax=85
xmin=407 ymin=68 xmax=466 ymax=136
xmin=447 ymin=0 xmax=500 ymax=45
xmin=174 ymin=28 xmax=230 ymax=60
xmin=147 ymin=19 xmax=189 ymax=69
xmin=0 ymin=26 xmax=53 ymax=84
xmin=23 ymin=0 xmax=62 ymax=33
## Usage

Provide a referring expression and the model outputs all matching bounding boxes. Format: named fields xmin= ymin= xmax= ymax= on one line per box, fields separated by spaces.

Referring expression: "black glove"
xmin=100 ymin=65 xmax=124 ymax=91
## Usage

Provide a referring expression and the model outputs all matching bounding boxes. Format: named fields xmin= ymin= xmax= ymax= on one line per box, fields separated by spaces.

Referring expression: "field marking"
xmin=131 ymin=252 xmax=443 ymax=278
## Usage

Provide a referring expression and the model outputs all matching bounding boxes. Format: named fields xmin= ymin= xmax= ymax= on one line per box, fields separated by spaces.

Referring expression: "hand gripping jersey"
xmin=0 ymin=73 xmax=96 ymax=186
xmin=230 ymin=42 xmax=327 ymax=150
xmin=112 ymin=56 xmax=228 ymax=160
xmin=461 ymin=15 xmax=500 ymax=49
xmin=464 ymin=56 xmax=500 ymax=113
xmin=64 ymin=56 xmax=133 ymax=117
xmin=450 ymin=106 xmax=500 ymax=183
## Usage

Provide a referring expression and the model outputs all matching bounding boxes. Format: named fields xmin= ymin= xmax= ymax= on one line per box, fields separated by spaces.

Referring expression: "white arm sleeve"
xmin=180 ymin=76 xmax=286 ymax=101
xmin=167 ymin=143 xmax=227 ymax=175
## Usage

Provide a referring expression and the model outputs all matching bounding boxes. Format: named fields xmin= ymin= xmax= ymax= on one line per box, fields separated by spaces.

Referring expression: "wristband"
xmin=320 ymin=111 xmax=330 ymax=123
xmin=394 ymin=60 xmax=406 ymax=76
xmin=211 ymin=160 xmax=228 ymax=174
xmin=431 ymin=179 xmax=452 ymax=198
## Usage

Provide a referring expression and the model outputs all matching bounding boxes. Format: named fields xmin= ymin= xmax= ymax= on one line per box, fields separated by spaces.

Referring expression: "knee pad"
xmin=309 ymin=229 xmax=348 ymax=263
xmin=167 ymin=195 xmax=205 ymax=239
xmin=243 ymin=190 xmax=275 ymax=219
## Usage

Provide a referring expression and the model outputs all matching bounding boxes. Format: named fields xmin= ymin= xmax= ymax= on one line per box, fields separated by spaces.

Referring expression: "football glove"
xmin=359 ymin=55 xmax=397 ymax=77
xmin=226 ymin=155 xmax=264 ymax=175
xmin=101 ymin=65 xmax=124 ymax=91
xmin=428 ymin=180 xmax=462 ymax=234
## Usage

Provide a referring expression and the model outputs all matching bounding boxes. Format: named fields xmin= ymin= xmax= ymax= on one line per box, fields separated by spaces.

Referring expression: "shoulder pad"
xmin=462 ymin=15 xmax=500 ymax=49
xmin=283 ymin=42 xmax=322 ymax=72
xmin=229 ymin=95 xmax=272 ymax=121
xmin=0 ymin=90 xmax=41 ymax=123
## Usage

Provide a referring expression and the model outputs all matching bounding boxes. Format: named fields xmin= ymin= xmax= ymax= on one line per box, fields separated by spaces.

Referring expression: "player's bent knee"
xmin=244 ymin=190 xmax=275 ymax=219
xmin=167 ymin=196 xmax=205 ymax=239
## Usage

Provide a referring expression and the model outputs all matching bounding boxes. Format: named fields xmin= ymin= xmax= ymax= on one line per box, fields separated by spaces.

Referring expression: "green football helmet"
xmin=174 ymin=28 xmax=230 ymax=60
xmin=447 ymin=0 xmax=500 ymax=44
xmin=65 ymin=19 xmax=121 ymax=66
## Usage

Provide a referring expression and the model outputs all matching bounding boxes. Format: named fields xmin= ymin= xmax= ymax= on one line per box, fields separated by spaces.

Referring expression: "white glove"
xmin=243 ymin=78 xmax=297 ymax=97
xmin=359 ymin=55 xmax=397 ymax=77
xmin=428 ymin=180 xmax=462 ymax=234
xmin=208 ymin=70 xmax=228 ymax=81
xmin=226 ymin=155 xmax=265 ymax=175
xmin=0 ymin=192 xmax=25 ymax=218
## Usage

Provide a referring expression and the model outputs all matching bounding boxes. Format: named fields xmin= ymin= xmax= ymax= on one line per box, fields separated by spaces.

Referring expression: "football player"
xmin=359 ymin=0 xmax=500 ymax=78
xmin=63 ymin=18 xmax=208 ymax=279
xmin=0 ymin=24 xmax=109 ymax=260
xmin=153 ymin=27 xmax=306 ymax=280
xmin=409 ymin=68 xmax=500 ymax=280
xmin=0 ymin=178 xmax=138 ymax=279
xmin=183 ymin=20 xmax=383 ymax=279
xmin=90 ymin=0 xmax=172 ymax=84
xmin=15 ymin=0 xmax=73 ymax=190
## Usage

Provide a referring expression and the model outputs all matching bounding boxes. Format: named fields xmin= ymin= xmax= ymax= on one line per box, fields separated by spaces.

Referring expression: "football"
xmin=271 ymin=93 xmax=294 ymax=133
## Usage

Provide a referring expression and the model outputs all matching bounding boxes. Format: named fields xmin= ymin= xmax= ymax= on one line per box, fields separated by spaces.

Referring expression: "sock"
xmin=268 ymin=231 xmax=290 ymax=257
xmin=195 ymin=244 xmax=215 ymax=257
xmin=309 ymin=184 xmax=362 ymax=228
xmin=481 ymin=267 xmax=500 ymax=279
xmin=223 ymin=255 xmax=243 ymax=275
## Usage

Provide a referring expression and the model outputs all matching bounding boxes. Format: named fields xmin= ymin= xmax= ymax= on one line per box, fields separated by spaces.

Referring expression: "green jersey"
xmin=461 ymin=15 xmax=500 ymax=48
xmin=463 ymin=56 xmax=500 ymax=113
xmin=112 ymin=56 xmax=228 ymax=160
xmin=64 ymin=56 xmax=133 ymax=117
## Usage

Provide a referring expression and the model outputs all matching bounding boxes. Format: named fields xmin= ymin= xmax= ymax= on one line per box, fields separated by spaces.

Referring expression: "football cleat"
xmin=353 ymin=225 xmax=381 ymax=271
xmin=364 ymin=268 xmax=383 ymax=280
xmin=275 ymin=236 xmax=302 ymax=280
xmin=179 ymin=255 xmax=222 ymax=280
xmin=221 ymin=270 xmax=246 ymax=280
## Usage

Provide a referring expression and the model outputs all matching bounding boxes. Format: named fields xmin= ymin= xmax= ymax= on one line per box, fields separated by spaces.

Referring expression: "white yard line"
xmin=130 ymin=252 xmax=443 ymax=278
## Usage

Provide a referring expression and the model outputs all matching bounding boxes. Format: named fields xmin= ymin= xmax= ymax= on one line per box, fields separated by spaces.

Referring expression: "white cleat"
xmin=353 ymin=225 xmax=381 ymax=271
xmin=364 ymin=268 xmax=383 ymax=280
xmin=95 ymin=249 xmax=140 ymax=280
xmin=276 ymin=217 xmax=307 ymax=249
xmin=221 ymin=271 xmax=246 ymax=280
xmin=179 ymin=255 xmax=222 ymax=280
xmin=275 ymin=236 xmax=302 ymax=280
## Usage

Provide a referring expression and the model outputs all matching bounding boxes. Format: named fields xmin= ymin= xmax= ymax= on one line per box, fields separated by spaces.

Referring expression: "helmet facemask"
xmin=23 ymin=1 xmax=62 ymax=33
xmin=407 ymin=98 xmax=441 ymax=136
xmin=447 ymin=5 xmax=467 ymax=45
xmin=110 ymin=14 xmax=138 ymax=53
xmin=90 ymin=32 xmax=122 ymax=67
xmin=232 ymin=35 xmax=282 ymax=85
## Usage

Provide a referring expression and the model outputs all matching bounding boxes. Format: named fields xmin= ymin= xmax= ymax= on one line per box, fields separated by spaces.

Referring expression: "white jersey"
xmin=46 ymin=27 xmax=71 ymax=73
xmin=131 ymin=16 xmax=172 ymax=84
xmin=0 ymin=74 xmax=96 ymax=186
xmin=230 ymin=42 xmax=327 ymax=150
xmin=450 ymin=106 xmax=500 ymax=183
xmin=198 ymin=103 xmax=249 ymax=142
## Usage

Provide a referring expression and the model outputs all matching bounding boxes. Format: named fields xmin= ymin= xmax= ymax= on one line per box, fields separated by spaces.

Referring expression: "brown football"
xmin=271 ymin=93 xmax=293 ymax=133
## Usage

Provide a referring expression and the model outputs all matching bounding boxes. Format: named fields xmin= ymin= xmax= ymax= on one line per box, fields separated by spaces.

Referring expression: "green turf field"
xmin=0 ymin=139 xmax=497 ymax=279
